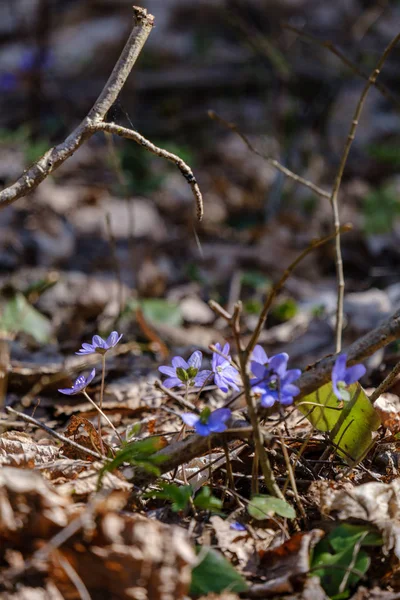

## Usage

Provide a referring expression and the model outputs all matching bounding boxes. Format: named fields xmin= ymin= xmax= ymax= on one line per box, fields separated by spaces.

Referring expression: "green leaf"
xmin=297 ymin=382 xmax=380 ymax=465
xmin=144 ymin=483 xmax=193 ymax=512
xmin=247 ymin=495 xmax=296 ymax=520
xmin=311 ymin=524 xmax=380 ymax=599
xmin=98 ymin=436 xmax=167 ymax=487
xmin=194 ymin=486 xmax=223 ymax=512
xmin=0 ymin=293 xmax=52 ymax=343
xmin=190 ymin=547 xmax=248 ymax=596
xmin=130 ymin=298 xmax=183 ymax=326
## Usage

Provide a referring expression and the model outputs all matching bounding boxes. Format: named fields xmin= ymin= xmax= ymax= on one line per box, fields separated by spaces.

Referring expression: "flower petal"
xmin=282 ymin=369 xmax=301 ymax=385
xmin=106 ymin=331 xmax=123 ymax=348
xmin=58 ymin=387 xmax=76 ymax=395
xmin=215 ymin=372 xmax=228 ymax=393
xmin=250 ymin=362 xmax=266 ymax=381
xmin=158 ymin=366 xmax=176 ymax=377
xmin=195 ymin=422 xmax=211 ymax=436
xmin=343 ymin=364 xmax=366 ymax=386
xmin=280 ymin=394 xmax=295 ymax=406
xmin=194 ymin=369 xmax=212 ymax=386
xmin=162 ymin=377 xmax=183 ymax=389
xmin=188 ymin=350 xmax=203 ymax=370
xmin=282 ymin=383 xmax=300 ymax=397
xmin=269 ymin=353 xmax=288 ymax=378
xmin=260 ymin=393 xmax=277 ymax=408
xmin=251 ymin=345 xmax=268 ymax=365
xmin=92 ymin=335 xmax=107 ymax=349
xmin=172 ymin=356 xmax=188 ymax=370
xmin=208 ymin=408 xmax=231 ymax=432
xmin=181 ymin=412 xmax=200 ymax=427
xmin=86 ymin=368 xmax=96 ymax=386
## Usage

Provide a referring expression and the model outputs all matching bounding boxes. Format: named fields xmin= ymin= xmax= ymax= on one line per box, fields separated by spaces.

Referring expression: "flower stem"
xmin=83 ymin=391 xmax=123 ymax=444
xmin=98 ymin=354 xmax=107 ymax=455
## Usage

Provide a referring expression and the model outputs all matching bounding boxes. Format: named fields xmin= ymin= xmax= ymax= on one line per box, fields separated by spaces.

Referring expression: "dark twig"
xmin=283 ymin=24 xmax=400 ymax=111
xmin=208 ymin=110 xmax=330 ymax=200
xmin=369 ymin=360 xmax=400 ymax=404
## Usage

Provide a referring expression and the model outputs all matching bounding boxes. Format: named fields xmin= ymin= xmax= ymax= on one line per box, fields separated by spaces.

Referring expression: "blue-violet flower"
xmin=251 ymin=352 xmax=301 ymax=408
xmin=181 ymin=407 xmax=231 ymax=436
xmin=332 ymin=353 xmax=366 ymax=401
xmin=158 ymin=351 xmax=210 ymax=389
xmin=76 ymin=331 xmax=123 ymax=356
xmin=230 ymin=521 xmax=246 ymax=531
xmin=58 ymin=368 xmax=96 ymax=396
xmin=211 ymin=343 xmax=240 ymax=392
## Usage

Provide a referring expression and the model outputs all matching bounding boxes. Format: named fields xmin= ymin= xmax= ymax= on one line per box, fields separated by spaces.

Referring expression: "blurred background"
xmin=1 ymin=0 xmax=400 ymax=370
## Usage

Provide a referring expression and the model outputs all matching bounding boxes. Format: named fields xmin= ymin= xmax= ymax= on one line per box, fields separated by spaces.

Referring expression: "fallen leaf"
xmin=0 ymin=431 xmax=59 ymax=467
xmin=311 ymin=479 xmax=400 ymax=558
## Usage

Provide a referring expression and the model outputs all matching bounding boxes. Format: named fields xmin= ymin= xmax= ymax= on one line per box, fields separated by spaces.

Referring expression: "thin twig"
xmin=56 ymin=552 xmax=92 ymax=600
xmin=208 ymin=110 xmax=330 ymax=200
xmin=154 ymin=379 xmax=197 ymax=412
xmin=330 ymin=31 xmax=400 ymax=352
xmin=5 ymin=406 xmax=105 ymax=461
xmin=230 ymin=301 xmax=283 ymax=499
xmin=246 ymin=224 xmax=352 ymax=357
xmin=82 ymin=390 xmax=123 ymax=444
xmin=278 ymin=433 xmax=307 ymax=522
xmin=94 ymin=121 xmax=203 ymax=220
xmin=0 ymin=7 xmax=203 ymax=220
xmin=283 ymin=24 xmax=400 ymax=111
xmin=369 ymin=360 xmax=400 ymax=403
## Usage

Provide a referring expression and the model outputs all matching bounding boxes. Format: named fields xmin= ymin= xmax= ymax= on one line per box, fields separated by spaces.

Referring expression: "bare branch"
xmin=208 ymin=110 xmax=331 ymax=200
xmin=0 ymin=7 xmax=204 ymax=220
xmin=95 ymin=121 xmax=203 ymax=220
xmin=330 ymin=31 xmax=400 ymax=353
xmin=283 ymin=24 xmax=400 ymax=111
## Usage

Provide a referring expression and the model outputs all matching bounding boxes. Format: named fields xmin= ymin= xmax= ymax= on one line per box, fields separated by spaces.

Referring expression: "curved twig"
xmin=0 ymin=7 xmax=204 ymax=220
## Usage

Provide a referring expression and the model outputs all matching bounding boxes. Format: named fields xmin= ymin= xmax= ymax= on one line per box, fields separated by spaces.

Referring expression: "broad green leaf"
xmin=247 ymin=495 xmax=295 ymax=520
xmin=130 ymin=298 xmax=183 ymax=326
xmin=297 ymin=382 xmax=380 ymax=465
xmin=190 ymin=547 xmax=248 ymax=596
xmin=0 ymin=293 xmax=52 ymax=343
xmin=144 ymin=483 xmax=193 ymax=512
xmin=328 ymin=524 xmax=382 ymax=554
xmin=194 ymin=486 xmax=223 ymax=512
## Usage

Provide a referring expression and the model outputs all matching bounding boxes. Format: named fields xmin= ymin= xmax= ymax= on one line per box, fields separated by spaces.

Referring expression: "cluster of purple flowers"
xmin=158 ymin=342 xmax=367 ymax=438
xmin=250 ymin=346 xmax=301 ymax=409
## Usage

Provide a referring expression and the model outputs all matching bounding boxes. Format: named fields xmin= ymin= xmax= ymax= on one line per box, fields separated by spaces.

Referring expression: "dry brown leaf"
xmin=42 ymin=458 xmax=132 ymax=496
xmin=373 ymin=393 xmax=400 ymax=435
xmin=0 ymin=467 xmax=195 ymax=600
xmin=0 ymin=431 xmax=59 ymax=468
xmin=60 ymin=414 xmax=110 ymax=459
xmin=311 ymin=479 xmax=400 ymax=558
xmin=252 ymin=531 xmax=324 ymax=596
xmin=0 ymin=467 xmax=70 ymax=544
xmin=210 ymin=515 xmax=276 ymax=571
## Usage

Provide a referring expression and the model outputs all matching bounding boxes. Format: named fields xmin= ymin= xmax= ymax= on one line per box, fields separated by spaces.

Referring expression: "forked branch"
xmin=0 ymin=7 xmax=204 ymax=220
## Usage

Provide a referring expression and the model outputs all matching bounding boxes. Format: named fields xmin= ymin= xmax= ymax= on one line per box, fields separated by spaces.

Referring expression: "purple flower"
xmin=181 ymin=407 xmax=231 ymax=436
xmin=76 ymin=331 xmax=123 ymax=356
xmin=230 ymin=521 xmax=246 ymax=531
xmin=332 ymin=353 xmax=366 ymax=401
xmin=251 ymin=353 xmax=301 ymax=408
xmin=58 ymin=368 xmax=96 ymax=396
xmin=211 ymin=343 xmax=240 ymax=393
xmin=158 ymin=351 xmax=211 ymax=389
